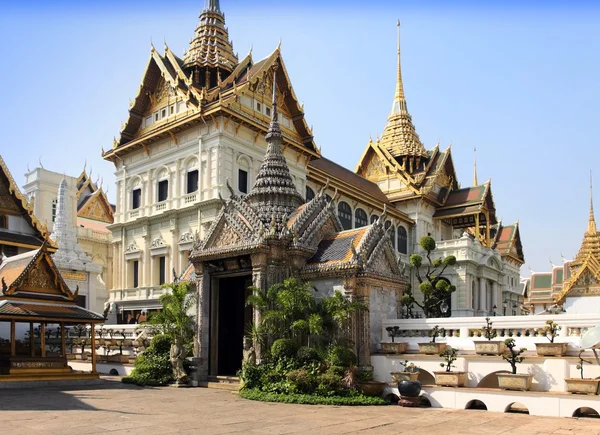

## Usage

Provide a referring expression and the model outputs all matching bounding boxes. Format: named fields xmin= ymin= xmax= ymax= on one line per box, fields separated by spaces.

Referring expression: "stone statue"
xmin=170 ymin=337 xmax=187 ymax=384
xmin=242 ymin=336 xmax=256 ymax=366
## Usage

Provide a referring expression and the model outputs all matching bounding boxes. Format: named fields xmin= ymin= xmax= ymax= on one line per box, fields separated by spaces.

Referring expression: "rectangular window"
xmin=132 ymin=188 xmax=142 ymax=210
xmin=133 ymin=260 xmax=139 ymax=288
xmin=238 ymin=169 xmax=248 ymax=194
xmin=154 ymin=112 xmax=159 ymax=122
xmin=256 ymin=102 xmax=261 ymax=111
xmin=266 ymin=107 xmax=271 ymax=117
xmin=158 ymin=180 xmax=169 ymax=202
xmin=187 ymin=170 xmax=199 ymax=193
xmin=161 ymin=108 xmax=166 ymax=119
xmin=159 ymin=256 xmax=166 ymax=285
xmin=169 ymin=105 xmax=175 ymax=115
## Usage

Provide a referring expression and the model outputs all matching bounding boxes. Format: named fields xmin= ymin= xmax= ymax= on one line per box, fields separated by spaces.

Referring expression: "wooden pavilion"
xmin=0 ymin=244 xmax=104 ymax=381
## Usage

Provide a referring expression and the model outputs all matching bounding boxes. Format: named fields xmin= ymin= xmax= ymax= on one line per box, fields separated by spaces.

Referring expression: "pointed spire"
xmin=377 ymin=20 xmax=428 ymax=162
xmin=245 ymin=68 xmax=303 ymax=232
xmin=589 ymin=170 xmax=597 ymax=234
xmin=205 ymin=0 xmax=221 ymax=12
xmin=473 ymin=146 xmax=478 ymax=186
xmin=391 ymin=20 xmax=407 ymax=116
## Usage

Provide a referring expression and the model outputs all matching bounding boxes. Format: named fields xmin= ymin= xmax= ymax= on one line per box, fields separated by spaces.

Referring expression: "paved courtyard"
xmin=0 ymin=378 xmax=599 ymax=434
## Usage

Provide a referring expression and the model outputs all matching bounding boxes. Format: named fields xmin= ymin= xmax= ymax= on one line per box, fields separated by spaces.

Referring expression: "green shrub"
xmin=317 ymin=372 xmax=341 ymax=393
xmin=239 ymin=388 xmax=388 ymax=406
xmin=287 ymin=368 xmax=318 ymax=394
xmin=122 ymin=334 xmax=173 ymax=386
xmin=239 ymin=361 xmax=272 ymax=390
xmin=327 ymin=346 xmax=357 ymax=368
xmin=326 ymin=365 xmax=346 ymax=377
xmin=271 ymin=339 xmax=298 ymax=361
xmin=296 ymin=346 xmax=321 ymax=365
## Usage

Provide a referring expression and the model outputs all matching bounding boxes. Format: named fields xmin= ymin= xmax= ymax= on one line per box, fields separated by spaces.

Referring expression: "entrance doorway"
xmin=216 ymin=275 xmax=252 ymax=376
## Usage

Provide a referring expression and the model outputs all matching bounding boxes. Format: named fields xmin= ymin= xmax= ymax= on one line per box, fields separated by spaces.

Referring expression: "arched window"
xmin=370 ymin=215 xmax=379 ymax=224
xmin=0 ymin=215 xmax=6 ymax=229
xmin=385 ymin=221 xmax=396 ymax=249
xmin=355 ymin=208 xmax=368 ymax=228
xmin=306 ymin=186 xmax=315 ymax=202
xmin=338 ymin=201 xmax=352 ymax=230
xmin=397 ymin=226 xmax=408 ymax=254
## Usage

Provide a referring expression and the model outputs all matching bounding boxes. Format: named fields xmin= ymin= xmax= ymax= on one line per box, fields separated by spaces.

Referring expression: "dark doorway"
xmin=216 ymin=275 xmax=252 ymax=376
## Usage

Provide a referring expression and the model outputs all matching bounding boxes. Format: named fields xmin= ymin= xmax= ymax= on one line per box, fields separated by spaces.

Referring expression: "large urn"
xmin=397 ymin=380 xmax=421 ymax=407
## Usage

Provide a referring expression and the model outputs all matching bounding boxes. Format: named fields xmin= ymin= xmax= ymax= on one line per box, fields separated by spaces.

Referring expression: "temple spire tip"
xmin=589 ymin=170 xmax=597 ymax=234
xmin=473 ymin=146 xmax=478 ymax=186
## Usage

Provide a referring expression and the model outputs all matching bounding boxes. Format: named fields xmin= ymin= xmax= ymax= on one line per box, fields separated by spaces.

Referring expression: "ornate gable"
xmin=77 ymin=190 xmax=114 ymax=224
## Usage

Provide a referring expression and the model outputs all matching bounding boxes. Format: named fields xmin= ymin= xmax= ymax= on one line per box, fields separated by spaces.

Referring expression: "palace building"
xmin=102 ymin=1 xmax=524 ymax=371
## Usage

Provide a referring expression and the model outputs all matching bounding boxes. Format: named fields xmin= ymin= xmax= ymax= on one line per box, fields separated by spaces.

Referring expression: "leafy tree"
xmin=402 ymin=236 xmax=456 ymax=318
xmin=147 ymin=281 xmax=197 ymax=384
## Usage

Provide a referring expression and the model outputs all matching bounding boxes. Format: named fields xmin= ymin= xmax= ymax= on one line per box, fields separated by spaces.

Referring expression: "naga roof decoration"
xmin=183 ymin=0 xmax=238 ymax=73
xmin=0 ymin=155 xmax=55 ymax=251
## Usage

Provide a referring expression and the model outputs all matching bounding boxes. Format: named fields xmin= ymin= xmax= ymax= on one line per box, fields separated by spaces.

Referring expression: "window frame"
xmin=157 ymin=179 xmax=169 ymax=202
xmin=159 ymin=256 xmax=166 ymax=285
xmin=133 ymin=260 xmax=139 ymax=288
xmin=238 ymin=169 xmax=248 ymax=194
xmin=337 ymin=201 xmax=353 ymax=230
xmin=355 ymin=208 xmax=368 ymax=228
xmin=132 ymin=188 xmax=142 ymax=210
xmin=186 ymin=169 xmax=199 ymax=194
xmin=397 ymin=225 xmax=408 ymax=254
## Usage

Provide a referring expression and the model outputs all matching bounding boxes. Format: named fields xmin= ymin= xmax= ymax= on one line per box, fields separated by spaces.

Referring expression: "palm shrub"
xmin=146 ymin=281 xmax=197 ymax=384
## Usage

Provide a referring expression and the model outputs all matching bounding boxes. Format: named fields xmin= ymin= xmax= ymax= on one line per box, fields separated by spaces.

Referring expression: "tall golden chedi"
xmin=554 ymin=173 xmax=600 ymax=312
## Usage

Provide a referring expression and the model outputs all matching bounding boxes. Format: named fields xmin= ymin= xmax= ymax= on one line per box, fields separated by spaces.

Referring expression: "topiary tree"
xmin=402 ymin=236 xmax=456 ymax=318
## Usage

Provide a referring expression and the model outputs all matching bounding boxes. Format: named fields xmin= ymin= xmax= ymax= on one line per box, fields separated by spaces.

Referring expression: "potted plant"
xmin=391 ymin=360 xmax=420 ymax=383
xmin=535 ymin=320 xmax=568 ymax=357
xmin=354 ymin=367 xmax=386 ymax=397
xmin=497 ymin=338 xmax=532 ymax=391
xmin=381 ymin=326 xmax=408 ymax=354
xmin=418 ymin=325 xmax=446 ymax=355
xmin=565 ymin=350 xmax=600 ymax=395
xmin=473 ymin=317 xmax=505 ymax=356
xmin=434 ymin=347 xmax=466 ymax=387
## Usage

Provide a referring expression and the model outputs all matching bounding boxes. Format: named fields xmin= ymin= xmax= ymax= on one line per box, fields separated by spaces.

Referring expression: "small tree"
xmin=502 ymin=338 xmax=526 ymax=374
xmin=147 ymin=282 xmax=197 ymax=384
xmin=576 ymin=350 xmax=593 ymax=379
xmin=480 ymin=317 xmax=497 ymax=341
xmin=404 ymin=237 xmax=456 ymax=318
xmin=400 ymin=360 xmax=419 ymax=373
xmin=386 ymin=326 xmax=401 ymax=342
xmin=542 ymin=320 xmax=561 ymax=343
xmin=430 ymin=325 xmax=445 ymax=343
xmin=439 ymin=347 xmax=458 ymax=372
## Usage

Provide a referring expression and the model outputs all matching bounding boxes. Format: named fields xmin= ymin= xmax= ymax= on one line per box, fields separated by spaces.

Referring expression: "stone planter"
xmin=565 ymin=378 xmax=600 ymax=395
xmin=434 ymin=371 xmax=467 ymax=387
xmin=535 ymin=342 xmax=568 ymax=357
xmin=474 ymin=341 xmax=506 ymax=356
xmin=391 ymin=371 xmax=419 ymax=383
xmin=418 ymin=342 xmax=446 ymax=355
xmin=358 ymin=381 xmax=386 ymax=397
xmin=497 ymin=373 xmax=533 ymax=391
xmin=66 ymin=353 xmax=87 ymax=361
xmin=380 ymin=342 xmax=408 ymax=354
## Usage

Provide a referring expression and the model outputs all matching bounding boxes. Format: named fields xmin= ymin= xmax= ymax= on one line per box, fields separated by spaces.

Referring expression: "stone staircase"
xmin=199 ymin=375 xmax=240 ymax=391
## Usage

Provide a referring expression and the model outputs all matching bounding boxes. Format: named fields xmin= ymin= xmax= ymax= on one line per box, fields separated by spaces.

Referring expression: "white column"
xmin=479 ymin=278 xmax=486 ymax=313
xmin=492 ymin=281 xmax=499 ymax=314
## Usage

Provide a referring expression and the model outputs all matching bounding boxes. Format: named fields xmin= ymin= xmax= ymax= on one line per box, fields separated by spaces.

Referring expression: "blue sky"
xmin=1 ymin=1 xmax=599 ymax=276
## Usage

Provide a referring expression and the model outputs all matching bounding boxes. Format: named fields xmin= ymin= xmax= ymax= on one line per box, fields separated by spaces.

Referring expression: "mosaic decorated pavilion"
xmin=189 ymin=72 xmax=406 ymax=379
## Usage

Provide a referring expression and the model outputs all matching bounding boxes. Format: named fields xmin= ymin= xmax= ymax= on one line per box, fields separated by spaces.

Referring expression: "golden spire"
xmin=589 ymin=170 xmax=597 ymax=234
xmin=391 ymin=20 xmax=407 ymax=116
xmin=377 ymin=20 xmax=428 ymax=162
xmin=473 ymin=146 xmax=478 ymax=186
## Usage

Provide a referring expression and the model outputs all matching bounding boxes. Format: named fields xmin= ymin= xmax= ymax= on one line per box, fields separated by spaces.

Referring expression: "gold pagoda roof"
xmin=378 ymin=21 xmax=427 ymax=159
xmin=183 ymin=0 xmax=238 ymax=73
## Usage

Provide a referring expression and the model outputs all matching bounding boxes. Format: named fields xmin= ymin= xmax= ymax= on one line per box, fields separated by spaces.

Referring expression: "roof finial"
xmin=265 ymin=68 xmax=281 ymax=140
xmin=390 ymin=19 xmax=407 ymax=115
xmin=589 ymin=170 xmax=597 ymax=234
xmin=473 ymin=146 xmax=478 ymax=186
xmin=205 ymin=0 xmax=221 ymax=12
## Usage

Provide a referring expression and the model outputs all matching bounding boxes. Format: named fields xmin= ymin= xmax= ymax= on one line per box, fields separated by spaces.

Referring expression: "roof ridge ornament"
xmin=589 ymin=170 xmax=597 ymax=234
xmin=473 ymin=146 xmax=478 ymax=186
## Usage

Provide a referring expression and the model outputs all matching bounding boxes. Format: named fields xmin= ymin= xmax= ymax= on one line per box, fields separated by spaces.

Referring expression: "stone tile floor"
xmin=0 ymin=377 xmax=598 ymax=434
